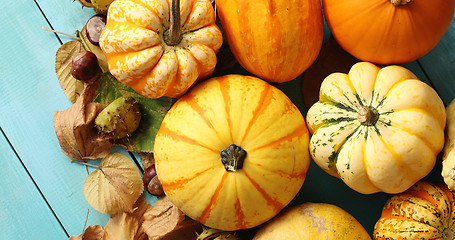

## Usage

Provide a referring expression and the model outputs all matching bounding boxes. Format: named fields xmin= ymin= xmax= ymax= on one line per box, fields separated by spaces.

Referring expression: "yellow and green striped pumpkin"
xmin=154 ymin=74 xmax=311 ymax=230
xmin=374 ymin=181 xmax=455 ymax=239
xmin=306 ymin=62 xmax=446 ymax=194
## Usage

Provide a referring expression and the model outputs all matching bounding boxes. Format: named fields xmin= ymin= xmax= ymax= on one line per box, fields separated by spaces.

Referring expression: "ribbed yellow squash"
xmin=306 ymin=62 xmax=446 ymax=194
xmin=154 ymin=74 xmax=311 ymax=231
xmin=254 ymin=203 xmax=371 ymax=240
xmin=442 ymin=100 xmax=455 ymax=190
xmin=374 ymin=181 xmax=455 ymax=239
xmin=99 ymin=0 xmax=222 ymax=99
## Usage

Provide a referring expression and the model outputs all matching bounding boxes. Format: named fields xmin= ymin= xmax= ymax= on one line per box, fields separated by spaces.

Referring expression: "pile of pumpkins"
xmin=97 ymin=0 xmax=455 ymax=238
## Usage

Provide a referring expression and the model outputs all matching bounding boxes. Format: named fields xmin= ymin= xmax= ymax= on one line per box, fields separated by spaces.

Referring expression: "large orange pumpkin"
xmin=154 ymin=75 xmax=311 ymax=231
xmin=323 ymin=0 xmax=455 ymax=64
xmin=215 ymin=0 xmax=324 ymax=83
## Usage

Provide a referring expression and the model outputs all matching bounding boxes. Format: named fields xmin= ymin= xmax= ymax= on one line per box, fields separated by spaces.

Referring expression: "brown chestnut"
xmin=71 ymin=51 xmax=99 ymax=82
xmin=143 ymin=165 xmax=164 ymax=196
xmin=86 ymin=14 xmax=106 ymax=46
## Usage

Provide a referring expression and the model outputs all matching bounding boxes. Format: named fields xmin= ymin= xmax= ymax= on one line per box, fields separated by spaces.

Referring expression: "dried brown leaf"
xmin=55 ymin=40 xmax=86 ymax=103
xmin=139 ymin=152 xmax=155 ymax=170
xmin=143 ymin=197 xmax=203 ymax=240
xmin=301 ymin=36 xmax=359 ymax=108
xmin=68 ymin=225 xmax=104 ymax=240
xmin=54 ymin=83 xmax=112 ymax=160
xmin=83 ymin=153 xmax=144 ymax=215
xmin=103 ymin=195 xmax=152 ymax=240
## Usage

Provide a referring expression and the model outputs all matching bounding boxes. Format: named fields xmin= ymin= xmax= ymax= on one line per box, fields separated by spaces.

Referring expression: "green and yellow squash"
xmin=306 ymin=62 xmax=446 ymax=194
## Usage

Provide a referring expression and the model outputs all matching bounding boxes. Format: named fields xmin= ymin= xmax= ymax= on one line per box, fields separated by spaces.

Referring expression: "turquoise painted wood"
xmin=1 ymin=0 xmax=454 ymax=239
xmin=0 ymin=0 xmax=111 ymax=237
xmin=0 ymin=133 xmax=68 ymax=239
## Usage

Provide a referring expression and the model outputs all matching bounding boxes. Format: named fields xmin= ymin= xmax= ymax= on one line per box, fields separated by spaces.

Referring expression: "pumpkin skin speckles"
xmin=100 ymin=0 xmax=223 ymax=99
xmin=154 ymin=75 xmax=311 ymax=231
xmin=374 ymin=181 xmax=455 ymax=240
xmin=306 ymin=62 xmax=446 ymax=194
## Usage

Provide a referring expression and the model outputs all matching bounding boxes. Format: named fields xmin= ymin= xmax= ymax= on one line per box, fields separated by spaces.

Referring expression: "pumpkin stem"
xmin=358 ymin=106 xmax=379 ymax=126
xmin=390 ymin=0 xmax=412 ymax=6
xmin=221 ymin=144 xmax=247 ymax=172
xmin=164 ymin=0 xmax=182 ymax=46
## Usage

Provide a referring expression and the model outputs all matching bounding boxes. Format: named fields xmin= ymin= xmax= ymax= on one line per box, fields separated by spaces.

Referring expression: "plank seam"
xmin=0 ymin=127 xmax=70 ymax=238
xmin=416 ymin=59 xmax=447 ymax=105
xmin=33 ymin=0 xmax=63 ymax=45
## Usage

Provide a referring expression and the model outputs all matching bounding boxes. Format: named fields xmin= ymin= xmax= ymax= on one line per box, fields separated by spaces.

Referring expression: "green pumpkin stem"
xmin=221 ymin=144 xmax=247 ymax=172
xmin=390 ymin=0 xmax=412 ymax=6
xmin=358 ymin=106 xmax=379 ymax=126
xmin=165 ymin=0 xmax=182 ymax=46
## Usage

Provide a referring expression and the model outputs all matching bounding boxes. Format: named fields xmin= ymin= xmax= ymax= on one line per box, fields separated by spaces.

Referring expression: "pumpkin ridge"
xmin=243 ymin=170 xmax=284 ymax=213
xmin=319 ymin=98 xmax=358 ymax=113
xmin=234 ymin=187 xmax=247 ymax=229
xmin=157 ymin=123 xmax=218 ymax=152
xmin=240 ymin=83 xmax=273 ymax=146
xmin=127 ymin=0 xmax=165 ymax=23
xmin=248 ymin=122 xmax=308 ymax=153
xmin=103 ymin=22 xmax=162 ymax=52
xmin=246 ymin=161 xmax=306 ymax=180
xmin=197 ymin=171 xmax=228 ymax=224
xmin=161 ymin=166 xmax=215 ymax=192
xmin=244 ymin=101 xmax=304 ymax=148
xmin=372 ymin=78 xmax=410 ymax=108
xmin=384 ymin=196 xmax=446 ymax=228
xmin=382 ymin=115 xmax=441 ymax=154
xmin=217 ymin=77 xmax=234 ymax=143
xmin=180 ymin=91 xmax=225 ymax=142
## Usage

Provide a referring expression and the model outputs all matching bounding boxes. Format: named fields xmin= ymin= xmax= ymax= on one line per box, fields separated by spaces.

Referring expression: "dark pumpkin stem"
xmin=390 ymin=0 xmax=412 ymax=6
xmin=221 ymin=144 xmax=247 ymax=172
xmin=164 ymin=0 xmax=182 ymax=46
xmin=358 ymin=106 xmax=379 ymax=126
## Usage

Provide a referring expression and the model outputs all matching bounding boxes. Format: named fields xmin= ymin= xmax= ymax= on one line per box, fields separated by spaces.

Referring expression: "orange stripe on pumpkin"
xmin=218 ymin=76 xmax=234 ymax=143
xmin=244 ymin=170 xmax=284 ymax=213
xmin=248 ymin=122 xmax=308 ymax=152
xmin=240 ymin=83 xmax=273 ymax=146
xmin=180 ymin=91 xmax=226 ymax=143
xmin=248 ymin=161 xmax=306 ymax=180
xmin=161 ymin=167 xmax=214 ymax=192
xmin=197 ymin=171 xmax=228 ymax=224
xmin=234 ymin=194 xmax=247 ymax=229
xmin=158 ymin=123 xmax=217 ymax=152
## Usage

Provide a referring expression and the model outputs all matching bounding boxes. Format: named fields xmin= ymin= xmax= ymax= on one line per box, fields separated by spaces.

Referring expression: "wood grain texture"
xmin=418 ymin=18 xmax=455 ymax=105
xmin=0 ymin=0 xmax=111 ymax=236
xmin=0 ymin=133 xmax=68 ymax=239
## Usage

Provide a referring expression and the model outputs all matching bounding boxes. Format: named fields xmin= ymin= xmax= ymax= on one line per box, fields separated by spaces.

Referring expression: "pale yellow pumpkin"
xmin=306 ymin=62 xmax=446 ymax=194
xmin=154 ymin=74 xmax=311 ymax=231
xmin=99 ymin=0 xmax=223 ymax=99
xmin=442 ymin=99 xmax=455 ymax=190
xmin=253 ymin=203 xmax=371 ymax=240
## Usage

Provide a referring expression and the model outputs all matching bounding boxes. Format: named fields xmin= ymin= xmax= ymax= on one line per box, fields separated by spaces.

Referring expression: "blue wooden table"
xmin=1 ymin=0 xmax=454 ymax=239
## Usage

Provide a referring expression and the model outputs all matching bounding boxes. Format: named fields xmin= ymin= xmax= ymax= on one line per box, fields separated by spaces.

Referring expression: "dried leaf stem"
xmin=71 ymin=159 xmax=101 ymax=169
xmin=42 ymin=26 xmax=79 ymax=40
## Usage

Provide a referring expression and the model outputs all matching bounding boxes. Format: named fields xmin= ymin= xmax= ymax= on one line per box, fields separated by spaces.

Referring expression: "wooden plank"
xmin=417 ymin=18 xmax=455 ymax=105
xmin=0 ymin=132 xmax=68 ymax=239
xmin=0 ymin=0 xmax=113 ymax=236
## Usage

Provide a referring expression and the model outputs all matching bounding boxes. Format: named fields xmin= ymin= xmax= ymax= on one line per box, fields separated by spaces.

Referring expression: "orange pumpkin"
xmin=374 ymin=181 xmax=455 ymax=239
xmin=154 ymin=74 xmax=311 ymax=231
xmin=215 ymin=0 xmax=324 ymax=83
xmin=323 ymin=0 xmax=455 ymax=64
xmin=99 ymin=0 xmax=223 ymax=99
